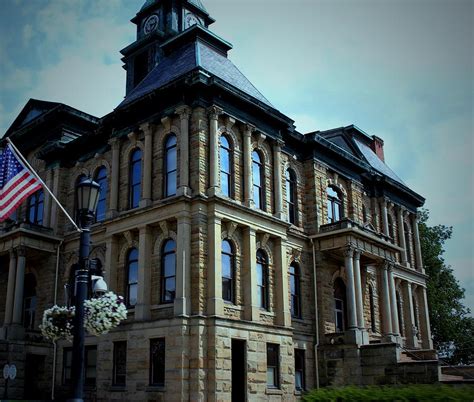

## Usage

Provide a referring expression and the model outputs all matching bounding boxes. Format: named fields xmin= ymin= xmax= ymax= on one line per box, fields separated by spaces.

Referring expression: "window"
xmin=28 ymin=189 xmax=44 ymax=225
xmin=369 ymin=285 xmax=376 ymax=332
xmin=113 ymin=341 xmax=127 ymax=386
xmin=412 ymin=296 xmax=419 ymax=334
xmin=388 ymin=214 xmax=395 ymax=239
xmin=134 ymin=51 xmax=149 ymax=86
xmin=150 ymin=338 xmax=165 ymax=386
xmin=289 ymin=262 xmax=301 ymax=318
xmin=63 ymin=346 xmax=97 ymax=386
xmin=362 ymin=205 xmax=368 ymax=223
xmin=286 ymin=169 xmax=297 ymax=224
xmin=396 ymin=291 xmax=404 ymax=336
xmin=94 ymin=166 xmax=108 ymax=222
xmin=266 ymin=343 xmax=280 ymax=388
xmin=23 ymin=273 xmax=37 ymax=329
xmin=164 ymin=135 xmax=177 ymax=197
xmin=161 ymin=239 xmax=176 ymax=303
xmin=220 ymin=135 xmax=232 ymax=197
xmin=252 ymin=150 xmax=263 ymax=209
xmin=295 ymin=349 xmax=305 ymax=391
xmin=129 ymin=149 xmax=142 ymax=209
xmin=404 ymin=222 xmax=412 ymax=263
xmin=326 ymin=186 xmax=343 ymax=223
xmin=126 ymin=248 xmax=139 ymax=307
xmin=334 ymin=278 xmax=347 ymax=332
xmin=256 ymin=250 xmax=268 ymax=310
xmin=222 ymin=239 xmax=234 ymax=303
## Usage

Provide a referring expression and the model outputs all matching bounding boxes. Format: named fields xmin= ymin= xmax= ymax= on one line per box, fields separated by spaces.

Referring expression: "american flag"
xmin=0 ymin=143 xmax=42 ymax=222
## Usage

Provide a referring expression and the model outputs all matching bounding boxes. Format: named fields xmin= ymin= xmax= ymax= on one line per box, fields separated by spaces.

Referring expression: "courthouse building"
xmin=0 ymin=0 xmax=438 ymax=400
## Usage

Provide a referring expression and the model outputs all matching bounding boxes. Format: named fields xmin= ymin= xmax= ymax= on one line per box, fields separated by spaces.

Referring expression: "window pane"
xmin=164 ymin=277 xmax=176 ymax=302
xmin=222 ymin=278 xmax=232 ymax=302
xmin=113 ymin=341 xmax=127 ymax=386
xmin=128 ymin=284 xmax=137 ymax=306
xmin=252 ymin=163 xmax=261 ymax=186
xmin=222 ymin=240 xmax=232 ymax=254
xmin=253 ymin=186 xmax=261 ymax=208
xmin=167 ymin=171 xmax=177 ymax=196
xmin=257 ymin=263 xmax=263 ymax=286
xmin=222 ymin=255 xmax=232 ymax=278
xmin=166 ymin=147 xmax=177 ymax=172
xmin=163 ymin=240 xmax=175 ymax=253
xmin=221 ymin=173 xmax=230 ymax=197
xmin=220 ymin=148 xmax=230 ymax=173
xmin=164 ymin=253 xmax=176 ymax=277
xmin=128 ymin=261 xmax=138 ymax=283
xmin=150 ymin=339 xmax=165 ymax=386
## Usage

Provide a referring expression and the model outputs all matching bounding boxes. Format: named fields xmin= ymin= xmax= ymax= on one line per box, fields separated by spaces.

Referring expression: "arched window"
xmin=286 ymin=169 xmax=297 ymax=224
xmin=161 ymin=239 xmax=176 ymax=303
xmin=23 ymin=273 xmax=37 ymax=329
xmin=94 ymin=166 xmax=108 ymax=222
xmin=222 ymin=239 xmax=234 ymax=303
xmin=129 ymin=149 xmax=142 ymax=209
xmin=404 ymin=222 xmax=412 ymax=263
xmin=126 ymin=248 xmax=139 ymax=307
xmin=256 ymin=250 xmax=268 ymax=310
xmin=388 ymin=214 xmax=395 ymax=239
xmin=369 ymin=285 xmax=376 ymax=332
xmin=289 ymin=262 xmax=301 ymax=318
xmin=28 ymin=189 xmax=44 ymax=225
xmin=164 ymin=135 xmax=177 ymax=197
xmin=326 ymin=186 xmax=343 ymax=223
xmin=333 ymin=278 xmax=347 ymax=332
xmin=396 ymin=291 xmax=404 ymax=336
xmin=220 ymin=136 xmax=232 ymax=197
xmin=252 ymin=150 xmax=264 ymax=209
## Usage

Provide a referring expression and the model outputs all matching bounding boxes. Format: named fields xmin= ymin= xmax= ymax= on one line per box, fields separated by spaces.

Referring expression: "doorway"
xmin=231 ymin=339 xmax=246 ymax=402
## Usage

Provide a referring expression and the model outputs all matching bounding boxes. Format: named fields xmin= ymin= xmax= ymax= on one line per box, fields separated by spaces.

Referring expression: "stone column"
xmin=207 ymin=106 xmax=222 ymax=197
xmin=140 ymin=123 xmax=153 ymax=207
xmin=136 ymin=226 xmax=152 ymax=321
xmin=12 ymin=247 xmax=26 ymax=325
xmin=50 ymin=164 xmax=60 ymax=230
xmin=243 ymin=124 xmax=254 ymax=207
xmin=419 ymin=286 xmax=433 ymax=349
xmin=397 ymin=206 xmax=408 ymax=266
xmin=177 ymin=106 xmax=192 ymax=196
xmin=274 ymin=237 xmax=290 ymax=326
xmin=380 ymin=198 xmax=389 ymax=236
xmin=343 ymin=247 xmax=358 ymax=330
xmin=43 ymin=169 xmax=53 ymax=227
xmin=3 ymin=251 xmax=17 ymax=327
xmin=353 ymin=250 xmax=365 ymax=330
xmin=207 ymin=215 xmax=223 ymax=316
xmin=104 ymin=235 xmax=119 ymax=292
xmin=412 ymin=213 xmax=424 ymax=272
xmin=108 ymin=138 xmax=120 ymax=217
xmin=243 ymin=227 xmax=258 ymax=321
xmin=175 ymin=214 xmax=191 ymax=316
xmin=404 ymin=281 xmax=419 ymax=348
xmin=388 ymin=265 xmax=400 ymax=336
xmin=381 ymin=262 xmax=393 ymax=336
xmin=273 ymin=142 xmax=284 ymax=219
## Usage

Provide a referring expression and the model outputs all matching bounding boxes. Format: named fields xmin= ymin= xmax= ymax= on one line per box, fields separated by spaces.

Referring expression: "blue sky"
xmin=1 ymin=0 xmax=473 ymax=311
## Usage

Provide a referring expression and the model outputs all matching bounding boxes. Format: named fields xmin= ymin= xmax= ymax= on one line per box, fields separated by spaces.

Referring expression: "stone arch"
xmin=153 ymin=230 xmax=178 ymax=256
xmin=221 ymin=231 xmax=242 ymax=258
xmin=218 ymin=126 xmax=240 ymax=152
xmin=118 ymin=240 xmax=139 ymax=266
xmin=91 ymin=159 xmax=111 ymax=178
xmin=69 ymin=168 xmax=90 ymax=193
xmin=326 ymin=178 xmax=348 ymax=197
xmin=90 ymin=244 xmax=106 ymax=264
xmin=255 ymin=242 xmax=273 ymax=266
xmin=122 ymin=141 xmax=145 ymax=163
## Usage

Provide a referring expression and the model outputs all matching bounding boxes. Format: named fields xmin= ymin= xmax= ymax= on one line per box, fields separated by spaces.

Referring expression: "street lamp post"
xmin=68 ymin=178 xmax=101 ymax=402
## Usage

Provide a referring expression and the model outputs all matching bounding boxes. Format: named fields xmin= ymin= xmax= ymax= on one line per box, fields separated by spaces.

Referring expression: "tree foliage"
xmin=419 ymin=209 xmax=473 ymax=364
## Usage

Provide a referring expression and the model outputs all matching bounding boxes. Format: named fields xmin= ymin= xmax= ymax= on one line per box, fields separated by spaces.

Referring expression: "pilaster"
xmin=397 ymin=206 xmax=408 ymax=266
xmin=380 ymin=197 xmax=389 ymax=236
xmin=140 ymin=123 xmax=154 ymax=206
xmin=176 ymin=105 xmax=192 ymax=196
xmin=274 ymin=237 xmax=290 ymax=326
xmin=419 ymin=286 xmax=433 ymax=349
xmin=175 ymin=214 xmax=192 ymax=316
xmin=207 ymin=106 xmax=222 ymax=197
xmin=243 ymin=124 xmax=254 ymax=207
xmin=388 ymin=265 xmax=400 ymax=337
xmin=108 ymin=138 xmax=120 ymax=218
xmin=404 ymin=281 xmax=419 ymax=348
xmin=207 ymin=215 xmax=223 ymax=316
xmin=381 ymin=261 xmax=394 ymax=339
xmin=135 ymin=226 xmax=152 ymax=320
xmin=273 ymin=142 xmax=284 ymax=220
xmin=243 ymin=227 xmax=258 ymax=321
xmin=43 ymin=168 xmax=53 ymax=227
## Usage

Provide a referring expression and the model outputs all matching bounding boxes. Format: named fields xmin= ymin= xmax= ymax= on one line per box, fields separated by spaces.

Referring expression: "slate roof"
xmin=353 ymin=138 xmax=406 ymax=185
xmin=141 ymin=0 xmax=207 ymax=13
xmin=118 ymin=40 xmax=273 ymax=109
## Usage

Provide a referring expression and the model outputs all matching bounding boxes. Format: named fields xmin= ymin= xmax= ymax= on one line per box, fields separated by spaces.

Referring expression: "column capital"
xmin=16 ymin=246 xmax=27 ymax=257
xmin=175 ymin=105 xmax=192 ymax=119
xmin=108 ymin=137 xmax=121 ymax=150
xmin=343 ymin=245 xmax=355 ymax=258
xmin=139 ymin=122 xmax=155 ymax=136
xmin=207 ymin=105 xmax=223 ymax=120
xmin=353 ymin=249 xmax=362 ymax=260
xmin=382 ymin=260 xmax=394 ymax=271
xmin=243 ymin=123 xmax=256 ymax=136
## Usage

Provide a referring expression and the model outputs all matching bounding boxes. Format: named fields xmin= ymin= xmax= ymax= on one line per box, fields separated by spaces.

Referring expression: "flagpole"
xmin=5 ymin=138 xmax=82 ymax=233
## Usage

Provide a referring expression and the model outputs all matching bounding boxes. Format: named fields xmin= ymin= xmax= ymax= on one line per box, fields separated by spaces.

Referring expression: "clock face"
xmin=185 ymin=12 xmax=201 ymax=29
xmin=144 ymin=14 xmax=159 ymax=34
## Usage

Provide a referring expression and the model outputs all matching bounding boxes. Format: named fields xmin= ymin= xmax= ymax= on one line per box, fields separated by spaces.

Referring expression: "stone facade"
xmin=0 ymin=1 xmax=436 ymax=401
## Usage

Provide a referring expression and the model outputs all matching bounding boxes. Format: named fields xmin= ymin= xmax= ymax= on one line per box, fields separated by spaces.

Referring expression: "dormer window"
xmin=326 ymin=186 xmax=343 ymax=223
xmin=133 ymin=51 xmax=149 ymax=87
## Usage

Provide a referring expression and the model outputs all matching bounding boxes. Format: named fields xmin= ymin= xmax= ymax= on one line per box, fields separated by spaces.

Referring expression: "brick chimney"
xmin=370 ymin=135 xmax=385 ymax=162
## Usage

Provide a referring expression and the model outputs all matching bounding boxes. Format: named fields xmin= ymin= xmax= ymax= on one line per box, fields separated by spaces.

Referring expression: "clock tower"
xmin=121 ymin=0 xmax=215 ymax=95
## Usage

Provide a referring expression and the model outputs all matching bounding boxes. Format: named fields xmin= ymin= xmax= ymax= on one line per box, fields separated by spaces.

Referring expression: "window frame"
xmin=94 ymin=166 xmax=108 ymax=222
xmin=63 ymin=345 xmax=97 ymax=387
xmin=28 ymin=189 xmax=44 ymax=226
xmin=369 ymin=285 xmax=376 ymax=332
xmin=164 ymin=134 xmax=177 ymax=198
xmin=221 ymin=239 xmax=235 ymax=303
xmin=326 ymin=186 xmax=343 ymax=224
xmin=333 ymin=278 xmax=347 ymax=333
xmin=266 ymin=343 xmax=280 ymax=389
xmin=289 ymin=262 xmax=301 ymax=318
xmin=129 ymin=148 xmax=142 ymax=209
xmin=149 ymin=338 xmax=166 ymax=387
xmin=161 ymin=239 xmax=176 ymax=304
xmin=396 ymin=291 xmax=404 ymax=336
xmin=219 ymin=135 xmax=233 ymax=197
xmin=256 ymin=249 xmax=269 ymax=310
xmin=23 ymin=273 xmax=37 ymax=330
xmin=126 ymin=248 xmax=139 ymax=308
xmin=294 ymin=349 xmax=305 ymax=391
xmin=286 ymin=169 xmax=297 ymax=224
xmin=113 ymin=341 xmax=127 ymax=387
xmin=252 ymin=150 xmax=264 ymax=210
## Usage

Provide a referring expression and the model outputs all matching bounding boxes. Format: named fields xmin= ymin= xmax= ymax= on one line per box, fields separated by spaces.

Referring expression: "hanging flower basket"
xmin=84 ymin=292 xmax=127 ymax=336
xmin=39 ymin=305 xmax=75 ymax=342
